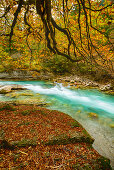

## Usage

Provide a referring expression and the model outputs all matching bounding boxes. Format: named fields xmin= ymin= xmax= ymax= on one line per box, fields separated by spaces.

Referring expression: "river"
xmin=0 ymin=80 xmax=114 ymax=168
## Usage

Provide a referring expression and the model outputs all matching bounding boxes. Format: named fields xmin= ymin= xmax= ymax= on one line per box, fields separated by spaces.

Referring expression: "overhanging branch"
xmin=9 ymin=0 xmax=23 ymax=43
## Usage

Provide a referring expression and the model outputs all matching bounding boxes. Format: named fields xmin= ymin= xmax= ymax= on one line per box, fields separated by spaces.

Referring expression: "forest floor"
xmin=0 ymin=103 xmax=112 ymax=170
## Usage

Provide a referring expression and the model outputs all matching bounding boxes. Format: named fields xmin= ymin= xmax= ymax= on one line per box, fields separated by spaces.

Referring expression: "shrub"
xmin=43 ymin=54 xmax=73 ymax=74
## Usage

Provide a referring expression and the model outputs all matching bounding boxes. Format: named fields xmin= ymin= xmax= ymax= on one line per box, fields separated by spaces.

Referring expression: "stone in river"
xmin=0 ymin=85 xmax=26 ymax=94
xmin=0 ymin=85 xmax=12 ymax=94
xmin=88 ymin=112 xmax=98 ymax=119
xmin=109 ymin=124 xmax=114 ymax=128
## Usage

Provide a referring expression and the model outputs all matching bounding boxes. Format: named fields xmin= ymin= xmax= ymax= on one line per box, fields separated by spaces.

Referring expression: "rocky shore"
xmin=53 ymin=75 xmax=114 ymax=94
xmin=0 ymin=70 xmax=114 ymax=95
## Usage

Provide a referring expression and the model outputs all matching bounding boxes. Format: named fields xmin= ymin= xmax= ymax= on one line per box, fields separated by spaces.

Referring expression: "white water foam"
xmin=25 ymin=83 xmax=114 ymax=115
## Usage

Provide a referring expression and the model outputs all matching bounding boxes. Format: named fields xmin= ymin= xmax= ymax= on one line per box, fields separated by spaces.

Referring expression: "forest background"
xmin=0 ymin=0 xmax=113 ymax=82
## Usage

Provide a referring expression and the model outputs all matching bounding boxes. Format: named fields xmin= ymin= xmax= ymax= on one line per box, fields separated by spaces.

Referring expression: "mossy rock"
xmin=5 ymin=91 xmax=34 ymax=98
xmin=15 ymin=97 xmax=46 ymax=105
xmin=96 ymin=157 xmax=112 ymax=170
xmin=5 ymin=92 xmax=20 ymax=98
xmin=104 ymin=90 xmax=114 ymax=95
xmin=88 ymin=112 xmax=98 ymax=119
xmin=45 ymin=132 xmax=94 ymax=145
xmin=70 ymin=120 xmax=80 ymax=128
xmin=0 ymin=86 xmax=12 ymax=94
xmin=11 ymin=138 xmax=37 ymax=147
xmin=18 ymin=92 xmax=34 ymax=96
xmin=109 ymin=123 xmax=114 ymax=128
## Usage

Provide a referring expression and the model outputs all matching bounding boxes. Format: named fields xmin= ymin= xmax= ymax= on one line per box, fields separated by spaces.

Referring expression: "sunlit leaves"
xmin=0 ymin=0 xmax=113 ymax=74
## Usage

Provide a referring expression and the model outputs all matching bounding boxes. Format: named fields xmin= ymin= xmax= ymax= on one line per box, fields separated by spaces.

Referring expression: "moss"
xmin=0 ymin=104 xmax=16 ymax=111
xmin=16 ymin=121 xmax=31 ymax=127
xmin=109 ymin=123 xmax=114 ymax=128
xmin=80 ymin=136 xmax=94 ymax=144
xmin=40 ymin=110 xmax=47 ymax=115
xmin=34 ymin=121 xmax=39 ymax=124
xmin=104 ymin=90 xmax=114 ymax=95
xmin=70 ymin=120 xmax=80 ymax=128
xmin=71 ymin=163 xmax=93 ymax=169
xmin=70 ymin=163 xmax=81 ymax=169
xmin=82 ymin=129 xmax=94 ymax=142
xmin=18 ymin=92 xmax=34 ymax=96
xmin=0 ymin=107 xmax=3 ymax=111
xmin=0 ymin=129 xmax=5 ymax=140
xmin=88 ymin=112 xmax=98 ymax=119
xmin=21 ymin=110 xmax=31 ymax=116
xmin=0 ymin=140 xmax=15 ymax=150
xmin=96 ymin=157 xmax=112 ymax=170
xmin=11 ymin=138 xmax=37 ymax=147
xmin=12 ymin=153 xmax=20 ymax=162
xmin=45 ymin=133 xmax=94 ymax=145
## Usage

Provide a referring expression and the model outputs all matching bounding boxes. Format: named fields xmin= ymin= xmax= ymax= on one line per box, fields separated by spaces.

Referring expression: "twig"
xmin=18 ymin=150 xmax=28 ymax=155
xmin=45 ymin=164 xmax=64 ymax=169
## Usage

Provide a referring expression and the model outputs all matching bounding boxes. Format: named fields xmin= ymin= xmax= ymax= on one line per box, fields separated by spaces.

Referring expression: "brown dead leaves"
xmin=0 ymin=104 xmax=111 ymax=169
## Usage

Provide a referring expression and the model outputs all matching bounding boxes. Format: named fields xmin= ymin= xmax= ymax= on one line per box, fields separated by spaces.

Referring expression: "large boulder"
xmin=0 ymin=85 xmax=12 ymax=94
xmin=0 ymin=84 xmax=26 ymax=94
xmin=10 ymin=84 xmax=27 ymax=90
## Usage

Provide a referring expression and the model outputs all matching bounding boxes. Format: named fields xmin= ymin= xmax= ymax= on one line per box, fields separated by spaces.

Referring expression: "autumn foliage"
xmin=0 ymin=0 xmax=113 ymax=76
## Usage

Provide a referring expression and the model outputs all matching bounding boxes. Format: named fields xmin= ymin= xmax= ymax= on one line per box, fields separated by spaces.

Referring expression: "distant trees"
xmin=0 ymin=0 xmax=113 ymax=73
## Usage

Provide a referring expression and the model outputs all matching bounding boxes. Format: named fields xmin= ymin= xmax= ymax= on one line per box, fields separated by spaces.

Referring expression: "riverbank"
xmin=0 ymin=103 xmax=112 ymax=169
xmin=0 ymin=71 xmax=114 ymax=95
xmin=52 ymin=74 xmax=114 ymax=95
xmin=0 ymin=76 xmax=114 ymax=169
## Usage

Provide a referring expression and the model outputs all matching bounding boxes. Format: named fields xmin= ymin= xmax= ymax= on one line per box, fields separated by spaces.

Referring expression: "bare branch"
xmin=85 ymin=4 xmax=113 ymax=12
xmin=0 ymin=33 xmax=10 ymax=36
xmin=9 ymin=0 xmax=23 ymax=43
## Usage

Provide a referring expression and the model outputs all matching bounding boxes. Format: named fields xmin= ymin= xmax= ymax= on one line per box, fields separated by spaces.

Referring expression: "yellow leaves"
xmin=107 ymin=52 xmax=114 ymax=60
xmin=0 ymin=65 xmax=5 ymax=72
xmin=40 ymin=54 xmax=45 ymax=58
xmin=0 ymin=47 xmax=12 ymax=64
xmin=32 ymin=72 xmax=40 ymax=77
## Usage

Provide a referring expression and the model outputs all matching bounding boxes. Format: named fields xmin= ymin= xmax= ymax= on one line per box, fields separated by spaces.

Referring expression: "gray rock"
xmin=70 ymin=80 xmax=75 ymax=83
xmin=0 ymin=84 xmax=26 ymax=94
xmin=11 ymin=84 xmax=26 ymax=90
xmin=0 ymin=85 xmax=12 ymax=94
xmin=0 ymin=70 xmax=34 ymax=79
xmin=100 ymin=84 xmax=113 ymax=91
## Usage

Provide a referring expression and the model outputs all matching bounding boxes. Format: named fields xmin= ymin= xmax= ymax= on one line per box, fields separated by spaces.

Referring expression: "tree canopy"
xmin=0 ymin=0 xmax=113 ymax=74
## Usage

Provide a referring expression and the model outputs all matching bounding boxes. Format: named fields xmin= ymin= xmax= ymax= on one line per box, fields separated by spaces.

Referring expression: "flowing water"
xmin=0 ymin=80 xmax=114 ymax=167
